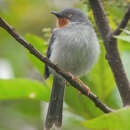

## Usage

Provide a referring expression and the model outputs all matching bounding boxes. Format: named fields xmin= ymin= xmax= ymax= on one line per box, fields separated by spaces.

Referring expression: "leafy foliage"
xmin=0 ymin=78 xmax=50 ymax=101
xmin=25 ymin=34 xmax=48 ymax=75
xmin=115 ymin=35 xmax=130 ymax=42
xmin=83 ymin=108 xmax=130 ymax=130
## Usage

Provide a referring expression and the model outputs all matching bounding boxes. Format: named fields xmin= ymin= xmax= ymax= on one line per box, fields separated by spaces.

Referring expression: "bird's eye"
xmin=68 ymin=14 xmax=72 ymax=18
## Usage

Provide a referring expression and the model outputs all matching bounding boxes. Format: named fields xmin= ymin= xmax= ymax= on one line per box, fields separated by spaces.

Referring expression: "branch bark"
xmin=89 ymin=0 xmax=130 ymax=106
xmin=0 ymin=17 xmax=113 ymax=113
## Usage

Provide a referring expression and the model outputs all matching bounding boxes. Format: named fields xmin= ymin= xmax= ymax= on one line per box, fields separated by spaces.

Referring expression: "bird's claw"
xmin=76 ymin=78 xmax=90 ymax=96
xmin=67 ymin=72 xmax=74 ymax=80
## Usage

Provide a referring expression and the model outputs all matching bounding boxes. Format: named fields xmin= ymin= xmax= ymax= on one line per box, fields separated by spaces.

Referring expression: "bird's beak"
xmin=51 ymin=11 xmax=62 ymax=18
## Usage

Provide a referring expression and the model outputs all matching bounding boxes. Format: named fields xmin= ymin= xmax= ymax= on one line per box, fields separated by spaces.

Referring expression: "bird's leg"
xmin=76 ymin=78 xmax=90 ymax=96
xmin=67 ymin=73 xmax=90 ymax=96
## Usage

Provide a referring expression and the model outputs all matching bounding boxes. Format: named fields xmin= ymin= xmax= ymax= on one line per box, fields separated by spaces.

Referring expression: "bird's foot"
xmin=78 ymin=85 xmax=90 ymax=96
xmin=76 ymin=78 xmax=90 ymax=96
xmin=53 ymin=61 xmax=57 ymax=65
xmin=67 ymin=72 xmax=74 ymax=80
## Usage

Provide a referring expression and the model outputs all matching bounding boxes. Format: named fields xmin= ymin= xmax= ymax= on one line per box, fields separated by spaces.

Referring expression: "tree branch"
xmin=89 ymin=0 xmax=130 ymax=106
xmin=113 ymin=5 xmax=130 ymax=36
xmin=0 ymin=17 xmax=113 ymax=113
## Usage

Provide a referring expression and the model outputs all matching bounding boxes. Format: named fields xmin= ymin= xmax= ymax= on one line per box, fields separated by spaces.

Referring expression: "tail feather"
xmin=45 ymin=75 xmax=66 ymax=129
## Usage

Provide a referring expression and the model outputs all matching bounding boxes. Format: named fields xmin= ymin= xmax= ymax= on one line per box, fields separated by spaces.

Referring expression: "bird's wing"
xmin=44 ymin=31 xmax=56 ymax=79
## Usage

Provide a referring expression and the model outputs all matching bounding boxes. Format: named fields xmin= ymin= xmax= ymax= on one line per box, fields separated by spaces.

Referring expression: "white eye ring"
xmin=68 ymin=14 xmax=72 ymax=18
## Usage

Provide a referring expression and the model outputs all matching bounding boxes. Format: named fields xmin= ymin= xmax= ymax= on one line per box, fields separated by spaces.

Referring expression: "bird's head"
xmin=51 ymin=8 xmax=87 ymax=28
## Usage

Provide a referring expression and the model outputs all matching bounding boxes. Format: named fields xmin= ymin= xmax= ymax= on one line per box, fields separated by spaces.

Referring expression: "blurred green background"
xmin=0 ymin=0 xmax=130 ymax=130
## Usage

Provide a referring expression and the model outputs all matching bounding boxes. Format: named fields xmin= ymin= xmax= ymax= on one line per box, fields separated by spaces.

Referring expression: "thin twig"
xmin=89 ymin=0 xmax=130 ymax=106
xmin=113 ymin=6 xmax=130 ymax=36
xmin=0 ymin=17 xmax=113 ymax=113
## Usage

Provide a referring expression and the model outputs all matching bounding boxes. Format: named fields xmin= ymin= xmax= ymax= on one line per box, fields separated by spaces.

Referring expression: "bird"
xmin=44 ymin=8 xmax=100 ymax=130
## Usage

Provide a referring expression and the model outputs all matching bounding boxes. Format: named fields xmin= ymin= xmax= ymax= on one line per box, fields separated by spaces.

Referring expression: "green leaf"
xmin=123 ymin=29 xmax=130 ymax=35
xmin=122 ymin=52 xmax=130 ymax=79
xmin=0 ymin=78 xmax=50 ymax=101
xmin=114 ymin=35 xmax=130 ymax=42
xmin=119 ymin=40 xmax=130 ymax=51
xmin=25 ymin=34 xmax=48 ymax=74
xmin=88 ymin=43 xmax=116 ymax=99
xmin=83 ymin=108 xmax=130 ymax=130
xmin=105 ymin=87 xmax=123 ymax=109
xmin=65 ymin=86 xmax=103 ymax=119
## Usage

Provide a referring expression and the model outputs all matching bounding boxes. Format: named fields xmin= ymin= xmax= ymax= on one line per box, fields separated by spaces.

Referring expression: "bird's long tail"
xmin=45 ymin=75 xmax=66 ymax=130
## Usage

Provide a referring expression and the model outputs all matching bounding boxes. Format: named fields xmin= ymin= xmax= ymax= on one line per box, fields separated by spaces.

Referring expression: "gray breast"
xmin=50 ymin=23 xmax=100 ymax=76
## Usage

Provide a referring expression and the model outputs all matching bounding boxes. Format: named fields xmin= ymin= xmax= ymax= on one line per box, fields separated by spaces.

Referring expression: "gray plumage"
xmin=49 ymin=22 xmax=100 ymax=76
xmin=44 ymin=8 xmax=100 ymax=130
